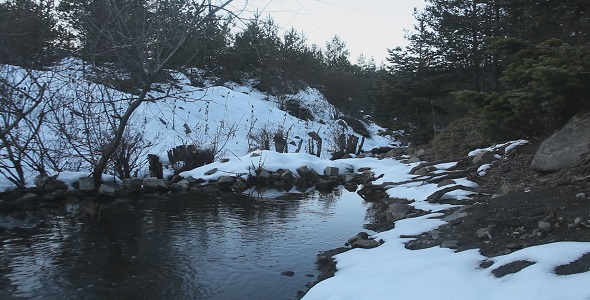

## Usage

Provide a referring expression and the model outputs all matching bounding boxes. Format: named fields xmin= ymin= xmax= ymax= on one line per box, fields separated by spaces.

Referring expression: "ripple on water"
xmin=0 ymin=188 xmax=371 ymax=299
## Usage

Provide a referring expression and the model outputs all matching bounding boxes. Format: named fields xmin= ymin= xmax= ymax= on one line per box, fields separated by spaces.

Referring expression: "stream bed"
xmin=0 ymin=188 xmax=373 ymax=299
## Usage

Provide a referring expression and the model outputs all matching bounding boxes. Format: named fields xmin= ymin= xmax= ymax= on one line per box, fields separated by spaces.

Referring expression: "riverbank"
xmin=302 ymin=140 xmax=590 ymax=300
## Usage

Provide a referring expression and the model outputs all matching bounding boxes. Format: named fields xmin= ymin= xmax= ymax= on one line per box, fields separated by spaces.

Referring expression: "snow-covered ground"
xmin=3 ymin=59 xmax=590 ymax=299
xmin=0 ymin=58 xmax=393 ymax=191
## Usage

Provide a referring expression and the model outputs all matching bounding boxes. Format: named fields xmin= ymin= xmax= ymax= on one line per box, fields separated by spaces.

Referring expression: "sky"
xmin=226 ymin=0 xmax=427 ymax=65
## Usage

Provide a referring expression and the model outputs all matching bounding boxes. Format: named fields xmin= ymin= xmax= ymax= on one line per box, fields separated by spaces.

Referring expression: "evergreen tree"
xmin=0 ymin=0 xmax=60 ymax=66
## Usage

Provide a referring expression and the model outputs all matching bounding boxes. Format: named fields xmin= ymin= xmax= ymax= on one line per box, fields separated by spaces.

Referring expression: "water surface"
xmin=0 ymin=188 xmax=372 ymax=299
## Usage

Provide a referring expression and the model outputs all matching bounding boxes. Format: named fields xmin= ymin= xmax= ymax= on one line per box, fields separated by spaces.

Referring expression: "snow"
xmin=3 ymin=58 xmax=590 ymax=299
xmin=0 ymin=58 xmax=392 ymax=191
xmin=303 ymin=215 xmax=590 ymax=300
xmin=469 ymin=139 xmax=529 ymax=157
xmin=180 ymin=150 xmax=357 ymax=180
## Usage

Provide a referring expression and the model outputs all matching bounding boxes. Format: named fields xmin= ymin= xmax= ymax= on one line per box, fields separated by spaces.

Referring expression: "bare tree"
xmin=0 ymin=65 xmax=64 ymax=188
xmin=57 ymin=0 xmax=235 ymax=183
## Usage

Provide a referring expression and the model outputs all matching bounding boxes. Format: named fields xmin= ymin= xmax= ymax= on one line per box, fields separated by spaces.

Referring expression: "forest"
xmin=1 ymin=0 xmax=589 ymax=186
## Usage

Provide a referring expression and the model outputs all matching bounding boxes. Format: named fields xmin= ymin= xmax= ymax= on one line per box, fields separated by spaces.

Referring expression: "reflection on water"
xmin=0 ymin=188 xmax=372 ymax=300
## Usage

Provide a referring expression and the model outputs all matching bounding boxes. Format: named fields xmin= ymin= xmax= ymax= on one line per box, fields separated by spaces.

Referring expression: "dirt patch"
xmin=406 ymin=141 xmax=590 ymax=259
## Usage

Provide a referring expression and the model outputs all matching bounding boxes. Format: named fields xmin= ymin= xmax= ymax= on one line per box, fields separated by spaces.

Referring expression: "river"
xmin=0 ymin=188 xmax=373 ymax=299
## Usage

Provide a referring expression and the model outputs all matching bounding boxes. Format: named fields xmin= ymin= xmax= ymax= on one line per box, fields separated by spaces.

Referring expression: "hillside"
xmin=0 ymin=58 xmax=394 ymax=191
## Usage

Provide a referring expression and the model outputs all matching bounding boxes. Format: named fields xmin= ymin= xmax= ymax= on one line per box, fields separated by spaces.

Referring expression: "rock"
xmin=217 ymin=176 xmax=235 ymax=185
xmin=44 ymin=189 xmax=66 ymax=203
xmin=415 ymin=148 xmax=426 ymax=157
xmin=350 ymin=239 xmax=379 ymax=249
xmin=343 ymin=173 xmax=357 ymax=183
xmin=98 ymin=184 xmax=116 ymax=196
xmin=437 ymin=179 xmax=457 ymax=187
xmin=281 ymin=271 xmax=295 ymax=277
xmin=476 ymin=227 xmax=493 ymax=240
xmin=170 ymin=180 xmax=190 ymax=192
xmin=576 ymin=193 xmax=586 ymax=199
xmin=122 ymin=178 xmax=143 ymax=191
xmin=315 ymin=180 xmax=338 ymax=194
xmin=413 ymin=167 xmax=429 ymax=176
xmin=538 ymin=221 xmax=552 ymax=231
xmin=344 ymin=182 xmax=358 ymax=192
xmin=346 ymin=232 xmax=380 ymax=249
xmin=184 ymin=176 xmax=199 ymax=184
xmin=257 ymin=169 xmax=272 ymax=179
xmin=204 ymin=168 xmax=218 ymax=175
xmin=357 ymin=167 xmax=371 ymax=172
xmin=406 ymin=156 xmax=421 ymax=164
xmin=323 ymin=166 xmax=339 ymax=176
xmin=35 ymin=175 xmax=68 ymax=192
xmin=505 ymin=243 xmax=522 ymax=250
xmin=371 ymin=146 xmax=393 ymax=154
xmin=231 ymin=180 xmax=247 ymax=193
xmin=280 ymin=170 xmax=295 ymax=184
xmin=383 ymin=202 xmax=413 ymax=223
xmin=220 ymin=158 xmax=230 ymax=163
xmin=16 ymin=193 xmax=39 ymax=208
xmin=347 ymin=232 xmax=369 ymax=245
xmin=472 ymin=151 xmax=495 ymax=166
xmin=346 ymin=232 xmax=379 ymax=249
xmin=296 ymin=166 xmax=311 ymax=177
xmin=441 ymin=240 xmax=458 ymax=249
xmin=531 ymin=113 xmax=590 ymax=172
xmin=442 ymin=212 xmax=468 ymax=222
xmin=143 ymin=177 xmax=165 ymax=193
xmin=78 ymin=177 xmax=96 ymax=191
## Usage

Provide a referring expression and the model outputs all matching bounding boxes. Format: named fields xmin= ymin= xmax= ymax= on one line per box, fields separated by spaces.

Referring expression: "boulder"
xmin=143 ymin=177 xmax=165 ymax=193
xmin=280 ymin=170 xmax=295 ymax=184
xmin=296 ymin=165 xmax=311 ymax=177
xmin=35 ymin=175 xmax=68 ymax=192
xmin=347 ymin=232 xmax=380 ymax=249
xmin=217 ymin=176 xmax=235 ymax=185
xmin=382 ymin=202 xmax=413 ymax=224
xmin=170 ymin=180 xmax=190 ymax=192
xmin=98 ymin=184 xmax=116 ymax=196
xmin=413 ymin=167 xmax=429 ymax=176
xmin=531 ymin=113 xmax=590 ymax=172
xmin=315 ymin=179 xmax=338 ymax=194
xmin=122 ymin=178 xmax=143 ymax=191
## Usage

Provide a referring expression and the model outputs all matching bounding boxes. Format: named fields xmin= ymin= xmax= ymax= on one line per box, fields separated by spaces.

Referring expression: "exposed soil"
xmin=403 ymin=141 xmax=590 ymax=277
xmin=311 ymin=140 xmax=590 ymax=291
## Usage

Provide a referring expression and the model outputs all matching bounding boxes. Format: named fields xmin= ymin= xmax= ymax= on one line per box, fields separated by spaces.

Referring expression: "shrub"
xmin=430 ymin=114 xmax=492 ymax=159
xmin=167 ymin=144 xmax=214 ymax=174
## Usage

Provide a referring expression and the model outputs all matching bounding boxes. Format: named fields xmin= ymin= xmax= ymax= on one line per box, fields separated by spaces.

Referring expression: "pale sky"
xmin=227 ymin=0 xmax=427 ymax=65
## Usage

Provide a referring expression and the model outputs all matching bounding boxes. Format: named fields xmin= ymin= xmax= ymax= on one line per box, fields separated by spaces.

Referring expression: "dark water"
xmin=0 ymin=188 xmax=372 ymax=300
